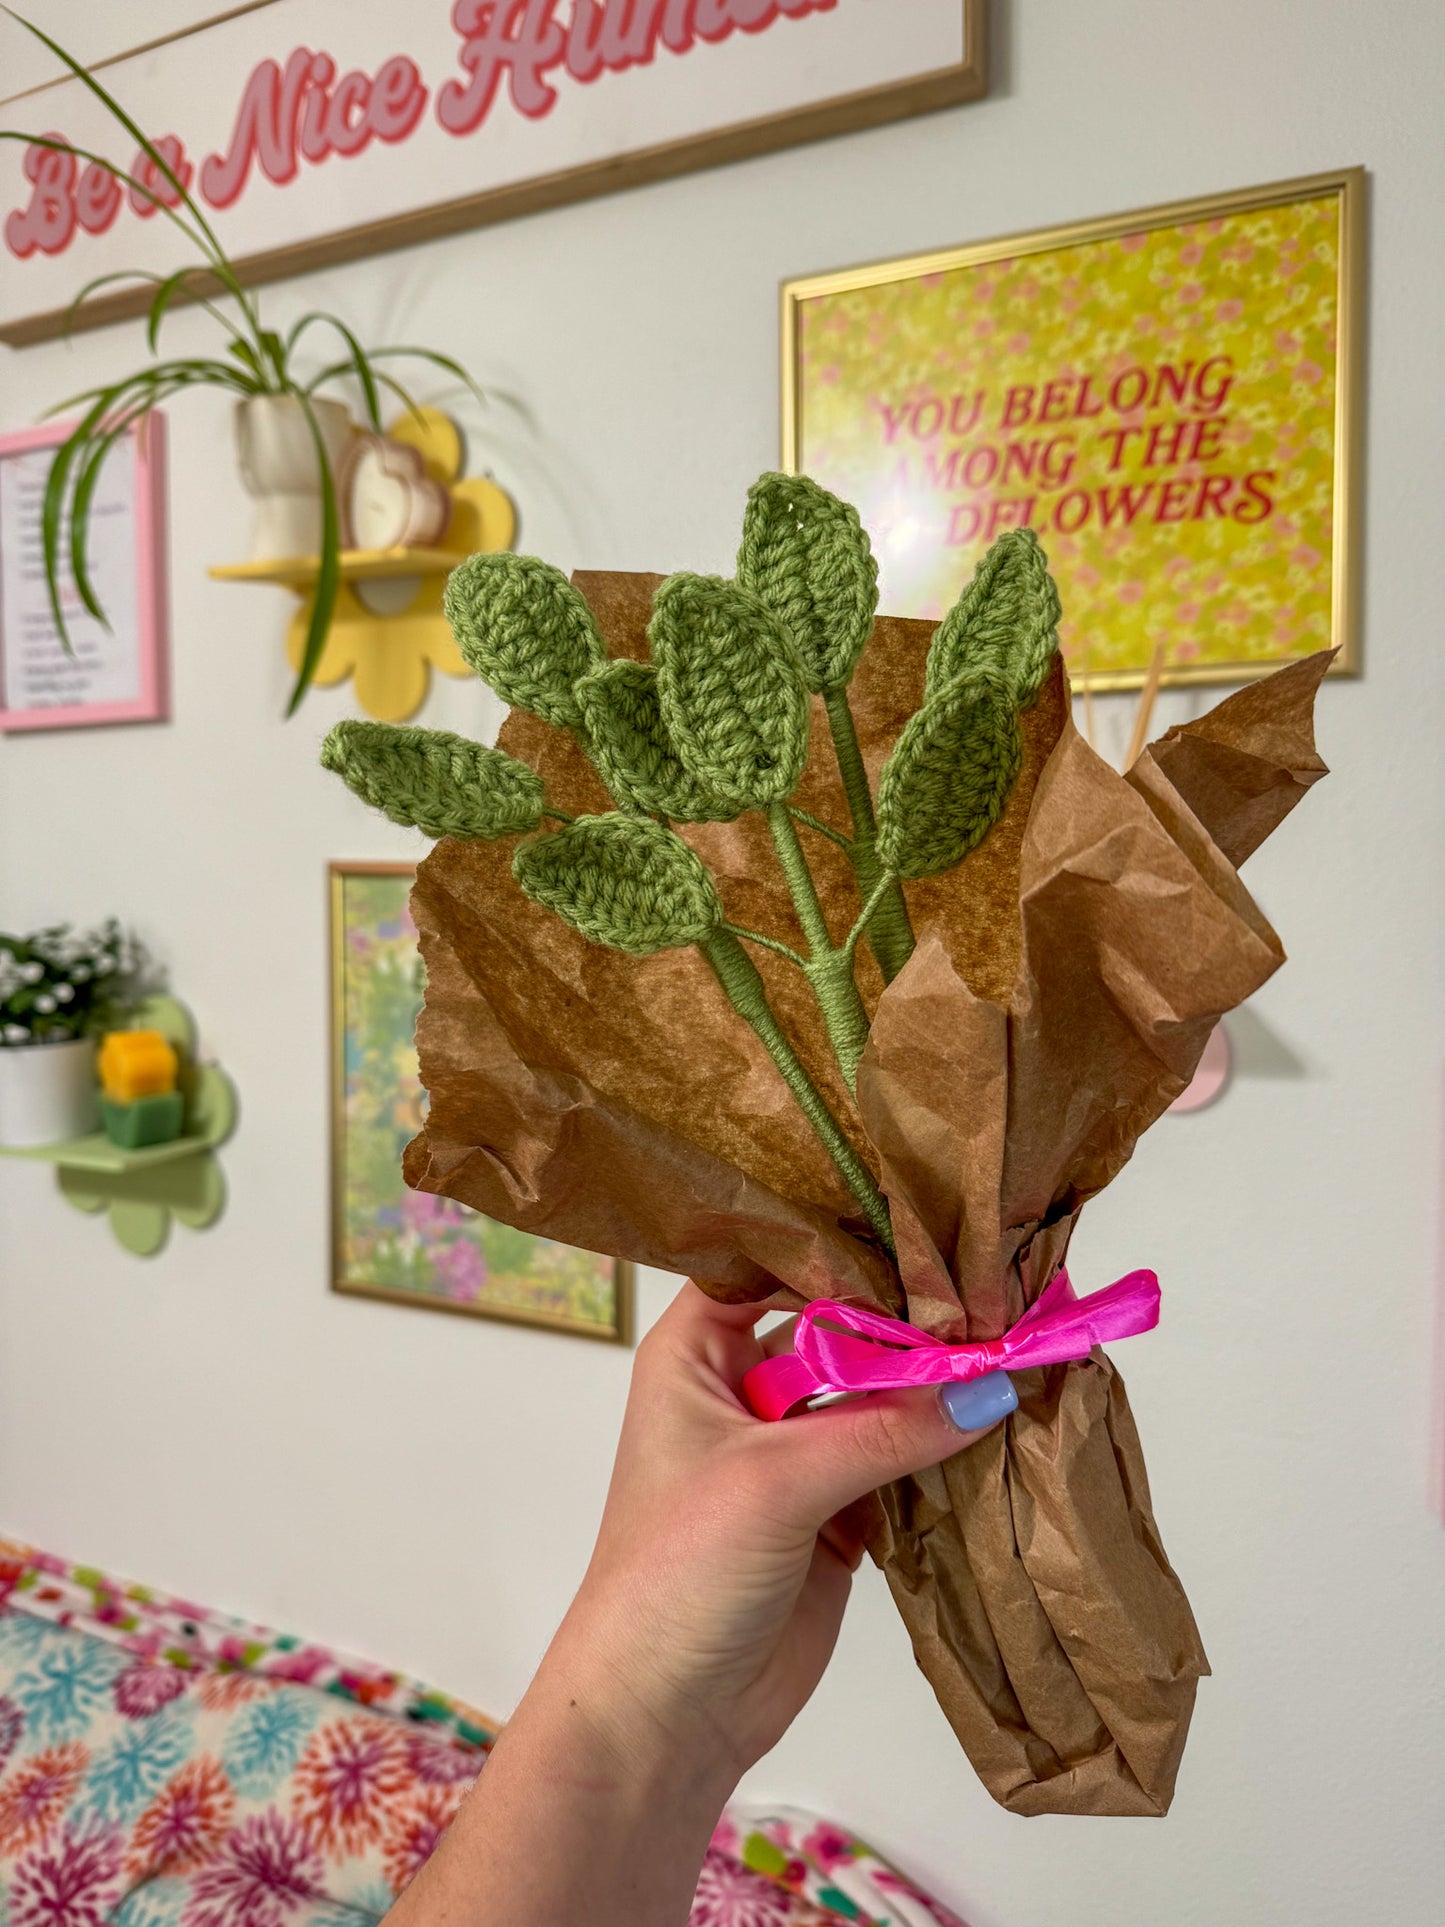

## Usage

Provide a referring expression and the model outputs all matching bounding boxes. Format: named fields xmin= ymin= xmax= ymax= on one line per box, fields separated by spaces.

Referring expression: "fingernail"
xmin=938 ymin=1372 xmax=1018 ymax=1433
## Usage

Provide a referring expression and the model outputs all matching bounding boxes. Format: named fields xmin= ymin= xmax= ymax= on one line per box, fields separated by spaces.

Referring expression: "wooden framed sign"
xmin=0 ymin=0 xmax=986 ymax=347
xmin=783 ymin=169 xmax=1363 ymax=690
xmin=0 ymin=414 xmax=170 ymax=731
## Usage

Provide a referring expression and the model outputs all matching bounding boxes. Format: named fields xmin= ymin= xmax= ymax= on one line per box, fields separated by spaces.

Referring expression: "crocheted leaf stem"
xmin=574 ymin=660 xmax=735 ymax=822
xmin=765 ymin=802 xmax=871 ymax=1090
xmin=701 ymin=927 xmax=895 ymax=1255
xmin=513 ymin=814 xmax=721 ymax=954
xmin=876 ymin=666 xmax=1023 ymax=880
xmin=736 ymin=473 xmax=877 ymax=694
xmin=736 ymin=473 xmax=916 ymax=985
xmin=649 ymin=573 xmax=811 ymax=808
xmin=319 ymin=721 xmax=546 ymax=840
xmin=924 ymin=526 xmax=1061 ymax=709
xmin=646 ymin=569 xmax=876 ymax=1086
xmin=319 ymin=502 xmax=1063 ymax=1276
xmin=444 ymin=553 xmax=607 ymax=729
xmin=514 ymin=814 xmax=894 ymax=1252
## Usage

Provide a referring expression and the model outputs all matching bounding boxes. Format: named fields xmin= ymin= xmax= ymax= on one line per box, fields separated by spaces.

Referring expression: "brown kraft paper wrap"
xmin=404 ymin=571 xmax=1330 ymax=1816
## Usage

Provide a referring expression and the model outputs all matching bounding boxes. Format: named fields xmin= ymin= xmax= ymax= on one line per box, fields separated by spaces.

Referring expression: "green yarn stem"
xmin=823 ymin=689 xmax=916 ymax=984
xmin=766 ymin=802 xmax=871 ymax=1089
xmin=700 ymin=929 xmax=895 ymax=1259
xmin=788 ymin=806 xmax=853 ymax=850
xmin=843 ymin=872 xmax=899 ymax=960
xmin=722 ymin=923 xmax=808 ymax=970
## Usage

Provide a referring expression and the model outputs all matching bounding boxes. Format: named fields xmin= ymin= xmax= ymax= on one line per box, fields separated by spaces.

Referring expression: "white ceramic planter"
xmin=0 ymin=1035 xmax=99 ymax=1148
xmin=234 ymin=395 xmax=354 ymax=560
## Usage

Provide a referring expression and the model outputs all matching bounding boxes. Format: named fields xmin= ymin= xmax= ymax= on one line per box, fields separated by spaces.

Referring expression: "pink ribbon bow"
xmin=741 ymin=1267 xmax=1161 ymax=1421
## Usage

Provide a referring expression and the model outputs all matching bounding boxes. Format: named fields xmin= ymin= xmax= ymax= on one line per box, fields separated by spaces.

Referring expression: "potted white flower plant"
xmin=0 ymin=921 xmax=134 ymax=1147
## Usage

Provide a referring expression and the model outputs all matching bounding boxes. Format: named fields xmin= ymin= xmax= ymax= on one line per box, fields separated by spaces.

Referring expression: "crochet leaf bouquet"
xmin=322 ymin=475 xmax=1328 ymax=1816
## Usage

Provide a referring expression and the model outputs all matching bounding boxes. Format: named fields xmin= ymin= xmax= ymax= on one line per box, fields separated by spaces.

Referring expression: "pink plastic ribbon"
xmin=741 ymin=1267 xmax=1160 ymax=1421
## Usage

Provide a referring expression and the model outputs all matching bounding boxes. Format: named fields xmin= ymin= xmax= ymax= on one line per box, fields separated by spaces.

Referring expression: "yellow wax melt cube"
xmin=98 ymin=1029 xmax=179 ymax=1102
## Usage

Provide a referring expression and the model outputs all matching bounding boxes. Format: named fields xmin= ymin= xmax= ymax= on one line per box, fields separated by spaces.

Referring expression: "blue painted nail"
xmin=939 ymin=1372 xmax=1018 ymax=1433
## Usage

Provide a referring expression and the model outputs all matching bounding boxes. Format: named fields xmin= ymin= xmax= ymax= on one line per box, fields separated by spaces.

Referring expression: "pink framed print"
xmin=0 ymin=412 xmax=169 ymax=731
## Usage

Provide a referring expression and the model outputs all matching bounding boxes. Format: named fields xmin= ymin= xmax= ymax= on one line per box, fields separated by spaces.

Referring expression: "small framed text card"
xmin=0 ymin=413 xmax=169 ymax=730
xmin=783 ymin=169 xmax=1362 ymax=690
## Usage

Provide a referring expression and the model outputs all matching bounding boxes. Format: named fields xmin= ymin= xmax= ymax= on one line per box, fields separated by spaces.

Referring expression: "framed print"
xmin=1 ymin=0 xmax=986 ymax=346
xmin=329 ymin=861 xmax=633 ymax=1343
xmin=783 ymin=168 xmax=1363 ymax=690
xmin=0 ymin=413 xmax=169 ymax=730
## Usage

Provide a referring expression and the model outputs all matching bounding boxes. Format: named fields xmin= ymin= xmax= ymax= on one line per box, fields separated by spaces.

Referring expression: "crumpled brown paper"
xmin=404 ymin=571 xmax=1330 ymax=1815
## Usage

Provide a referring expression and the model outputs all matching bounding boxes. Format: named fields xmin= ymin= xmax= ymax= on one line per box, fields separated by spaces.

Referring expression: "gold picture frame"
xmin=328 ymin=860 xmax=633 ymax=1344
xmin=782 ymin=167 xmax=1364 ymax=691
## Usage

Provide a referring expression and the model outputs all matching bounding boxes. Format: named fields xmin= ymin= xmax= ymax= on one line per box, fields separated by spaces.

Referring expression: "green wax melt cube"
xmin=100 ymin=1092 xmax=185 ymax=1149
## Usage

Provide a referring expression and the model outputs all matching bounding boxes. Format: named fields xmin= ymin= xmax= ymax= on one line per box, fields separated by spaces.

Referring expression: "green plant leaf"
xmin=62 ymin=268 xmax=236 ymax=346
xmin=0 ymin=23 xmax=265 ymax=346
xmin=304 ymin=358 xmax=423 ymax=423
xmin=444 ymin=554 xmax=606 ymax=728
xmin=67 ymin=409 xmax=147 ymax=626
xmin=62 ymin=377 xmax=198 ymax=629
xmin=923 ymin=527 xmax=1061 ymax=709
xmin=2 ymin=13 xmax=235 ymax=275
xmin=284 ymin=395 xmax=342 ymax=715
xmin=320 ymin=721 xmax=545 ymax=839
xmin=0 ymin=128 xmax=219 ymax=274
xmin=145 ymin=267 xmax=213 ymax=353
xmin=574 ymin=660 xmax=736 ymax=821
xmin=287 ymin=312 xmax=383 ymax=427
xmin=875 ymin=666 xmax=1023 ymax=879
xmin=649 ymin=573 xmax=810 ymax=810
xmin=41 ymin=388 xmax=114 ymax=648
xmin=363 ymin=344 xmax=486 ymax=411
xmin=735 ymin=471 xmax=878 ymax=694
xmin=513 ymin=814 xmax=722 ymax=956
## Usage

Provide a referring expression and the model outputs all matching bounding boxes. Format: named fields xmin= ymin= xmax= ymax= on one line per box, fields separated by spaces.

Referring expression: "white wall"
xmin=3 ymin=4 xmax=1444 ymax=1923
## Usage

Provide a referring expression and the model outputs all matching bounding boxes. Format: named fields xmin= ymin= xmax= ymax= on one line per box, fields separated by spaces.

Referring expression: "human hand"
xmin=388 ymin=1283 xmax=1016 ymax=1927
xmin=552 ymin=1281 xmax=1018 ymax=1785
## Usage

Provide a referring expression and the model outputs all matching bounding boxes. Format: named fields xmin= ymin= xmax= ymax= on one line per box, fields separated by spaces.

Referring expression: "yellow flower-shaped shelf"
xmin=210 ymin=408 xmax=516 ymax=722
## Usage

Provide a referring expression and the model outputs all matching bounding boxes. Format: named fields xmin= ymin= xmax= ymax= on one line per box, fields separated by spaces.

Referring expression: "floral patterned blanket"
xmin=0 ymin=1541 xmax=967 ymax=1927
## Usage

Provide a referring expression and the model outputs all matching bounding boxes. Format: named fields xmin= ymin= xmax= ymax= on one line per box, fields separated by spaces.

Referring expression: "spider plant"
xmin=1 ymin=9 xmax=483 ymax=715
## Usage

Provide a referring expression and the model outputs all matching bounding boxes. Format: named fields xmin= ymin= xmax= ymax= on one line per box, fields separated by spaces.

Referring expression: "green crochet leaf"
xmin=513 ymin=814 xmax=723 ymax=955
xmin=444 ymin=552 xmax=607 ymax=728
xmin=574 ymin=659 xmax=737 ymax=822
xmin=320 ymin=721 xmax=545 ymax=840
xmin=876 ymin=667 xmax=1022 ymax=879
xmin=649 ymin=573 xmax=810 ymax=810
xmin=735 ymin=471 xmax=878 ymax=694
xmin=923 ymin=527 xmax=1061 ymax=709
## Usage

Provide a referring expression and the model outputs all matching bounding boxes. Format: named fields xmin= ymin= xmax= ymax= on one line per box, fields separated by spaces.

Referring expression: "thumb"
xmin=765 ymin=1373 xmax=1019 ymax=1527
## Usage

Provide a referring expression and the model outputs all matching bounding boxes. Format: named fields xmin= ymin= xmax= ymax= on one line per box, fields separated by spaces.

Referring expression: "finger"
xmin=759 ymin=1315 xmax=798 ymax=1360
xmin=759 ymin=1374 xmax=1019 ymax=1527
xmin=652 ymin=1282 xmax=782 ymax=1391
xmin=674 ymin=1279 xmax=774 ymax=1331
xmin=818 ymin=1512 xmax=866 ymax=1572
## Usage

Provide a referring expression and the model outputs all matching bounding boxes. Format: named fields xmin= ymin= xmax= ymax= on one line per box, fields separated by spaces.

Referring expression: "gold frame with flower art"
xmin=782 ymin=168 xmax=1363 ymax=691
xmin=328 ymin=861 xmax=632 ymax=1343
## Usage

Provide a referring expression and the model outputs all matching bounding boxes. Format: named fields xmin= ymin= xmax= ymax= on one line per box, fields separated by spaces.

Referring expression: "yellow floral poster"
xmin=785 ymin=171 xmax=1360 ymax=687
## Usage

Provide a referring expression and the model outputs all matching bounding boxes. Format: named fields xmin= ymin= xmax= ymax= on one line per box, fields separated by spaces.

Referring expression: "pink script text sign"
xmin=0 ymin=415 xmax=170 ymax=732
xmin=0 ymin=1 xmax=982 ymax=344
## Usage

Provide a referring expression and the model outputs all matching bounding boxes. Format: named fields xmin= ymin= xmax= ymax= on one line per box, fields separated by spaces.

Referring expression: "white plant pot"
xmin=0 ymin=1035 xmax=99 ymax=1148
xmin=235 ymin=396 xmax=355 ymax=560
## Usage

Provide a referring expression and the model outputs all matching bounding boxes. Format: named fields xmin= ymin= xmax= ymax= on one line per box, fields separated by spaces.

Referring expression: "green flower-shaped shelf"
xmin=0 ymin=996 xmax=237 ymax=1257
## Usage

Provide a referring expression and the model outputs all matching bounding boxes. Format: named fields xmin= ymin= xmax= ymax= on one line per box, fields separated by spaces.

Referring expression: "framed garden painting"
xmin=329 ymin=861 xmax=632 ymax=1342
xmin=783 ymin=168 xmax=1362 ymax=691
